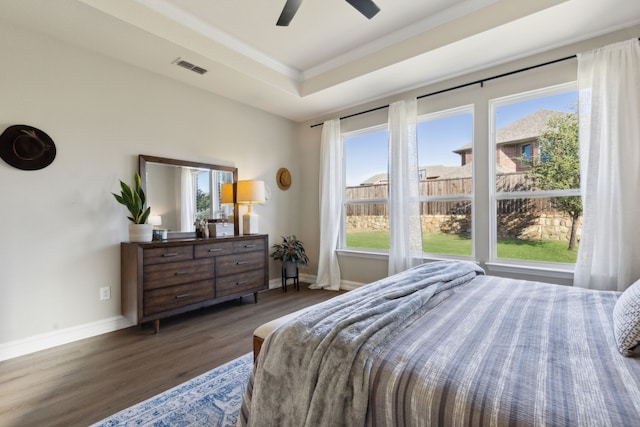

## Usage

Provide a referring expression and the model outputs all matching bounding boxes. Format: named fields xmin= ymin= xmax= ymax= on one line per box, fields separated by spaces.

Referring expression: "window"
xmin=521 ymin=144 xmax=532 ymax=162
xmin=343 ymin=126 xmax=389 ymax=250
xmin=339 ymin=82 xmax=581 ymax=271
xmin=417 ymin=106 xmax=474 ymax=257
xmin=196 ymin=170 xmax=212 ymax=220
xmin=490 ymin=83 xmax=581 ymax=264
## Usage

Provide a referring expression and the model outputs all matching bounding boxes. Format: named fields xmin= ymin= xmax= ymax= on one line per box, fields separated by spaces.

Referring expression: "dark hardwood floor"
xmin=0 ymin=285 xmax=343 ymax=427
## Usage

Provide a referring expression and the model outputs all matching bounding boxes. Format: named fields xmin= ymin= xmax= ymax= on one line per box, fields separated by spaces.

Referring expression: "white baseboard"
xmin=338 ymin=279 xmax=365 ymax=291
xmin=0 ymin=315 xmax=134 ymax=362
xmin=268 ymin=273 xmax=317 ymax=289
xmin=268 ymin=273 xmax=364 ymax=291
xmin=3 ymin=275 xmax=364 ymax=361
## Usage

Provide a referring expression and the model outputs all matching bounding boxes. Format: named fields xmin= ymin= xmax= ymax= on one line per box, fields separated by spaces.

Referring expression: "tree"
xmin=197 ymin=188 xmax=211 ymax=216
xmin=526 ymin=113 xmax=581 ymax=250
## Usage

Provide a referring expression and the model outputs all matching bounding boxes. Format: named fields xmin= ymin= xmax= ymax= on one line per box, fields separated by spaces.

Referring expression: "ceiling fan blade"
xmin=345 ymin=0 xmax=380 ymax=19
xmin=277 ymin=0 xmax=304 ymax=26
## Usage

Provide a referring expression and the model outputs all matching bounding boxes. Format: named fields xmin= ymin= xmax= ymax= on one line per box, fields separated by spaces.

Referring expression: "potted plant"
xmin=270 ymin=235 xmax=309 ymax=287
xmin=113 ymin=172 xmax=153 ymax=242
xmin=270 ymin=235 xmax=309 ymax=265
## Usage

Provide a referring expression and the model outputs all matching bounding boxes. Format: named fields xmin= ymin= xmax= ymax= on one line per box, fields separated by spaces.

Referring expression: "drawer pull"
xmin=208 ymin=248 xmax=222 ymax=252
xmin=175 ymin=293 xmax=191 ymax=299
xmin=174 ymin=271 xmax=189 ymax=276
xmin=236 ymin=261 xmax=248 ymax=266
xmin=236 ymin=280 xmax=248 ymax=286
xmin=162 ymin=253 xmax=179 ymax=257
xmin=244 ymin=244 xmax=257 ymax=248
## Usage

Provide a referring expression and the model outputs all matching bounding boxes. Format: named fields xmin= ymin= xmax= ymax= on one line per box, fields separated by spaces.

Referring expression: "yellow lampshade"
xmin=221 ymin=183 xmax=234 ymax=204
xmin=237 ymin=180 xmax=265 ymax=204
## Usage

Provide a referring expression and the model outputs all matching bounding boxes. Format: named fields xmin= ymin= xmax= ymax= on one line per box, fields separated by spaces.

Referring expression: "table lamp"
xmin=149 ymin=215 xmax=162 ymax=228
xmin=237 ymin=180 xmax=265 ymax=234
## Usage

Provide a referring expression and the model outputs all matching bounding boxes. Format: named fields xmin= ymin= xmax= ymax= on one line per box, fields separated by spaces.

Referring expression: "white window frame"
xmin=417 ymin=105 xmax=475 ymax=259
xmin=340 ymin=124 xmax=389 ymax=252
xmin=488 ymin=82 xmax=580 ymax=267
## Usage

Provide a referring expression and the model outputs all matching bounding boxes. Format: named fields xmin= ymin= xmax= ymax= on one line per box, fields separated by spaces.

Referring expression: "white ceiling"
xmin=1 ymin=0 xmax=640 ymax=122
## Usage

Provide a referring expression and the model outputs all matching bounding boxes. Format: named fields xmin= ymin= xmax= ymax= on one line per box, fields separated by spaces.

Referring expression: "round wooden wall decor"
xmin=276 ymin=167 xmax=291 ymax=190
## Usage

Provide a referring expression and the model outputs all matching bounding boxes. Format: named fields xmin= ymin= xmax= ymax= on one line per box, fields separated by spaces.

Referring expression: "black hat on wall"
xmin=0 ymin=125 xmax=56 ymax=171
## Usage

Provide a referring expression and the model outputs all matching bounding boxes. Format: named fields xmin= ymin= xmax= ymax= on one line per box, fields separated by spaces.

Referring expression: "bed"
xmin=238 ymin=261 xmax=640 ymax=427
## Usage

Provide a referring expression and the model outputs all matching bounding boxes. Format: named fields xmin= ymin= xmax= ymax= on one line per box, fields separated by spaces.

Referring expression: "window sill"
xmin=337 ymin=248 xmax=479 ymax=263
xmin=336 ymin=249 xmax=575 ymax=282
xmin=485 ymin=261 xmax=575 ymax=281
xmin=336 ymin=248 xmax=389 ymax=260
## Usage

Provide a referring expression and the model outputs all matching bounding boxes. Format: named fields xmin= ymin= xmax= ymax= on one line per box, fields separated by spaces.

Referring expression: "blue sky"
xmin=345 ymin=91 xmax=578 ymax=186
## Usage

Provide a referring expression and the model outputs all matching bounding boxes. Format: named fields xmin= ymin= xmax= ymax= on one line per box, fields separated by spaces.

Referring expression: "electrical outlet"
xmin=100 ymin=286 xmax=111 ymax=301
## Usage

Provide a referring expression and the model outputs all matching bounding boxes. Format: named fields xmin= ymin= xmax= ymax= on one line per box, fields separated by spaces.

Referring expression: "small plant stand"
xmin=281 ymin=261 xmax=299 ymax=292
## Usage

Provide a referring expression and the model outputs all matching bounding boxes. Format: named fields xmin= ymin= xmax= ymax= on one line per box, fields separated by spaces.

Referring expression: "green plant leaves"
xmin=269 ymin=235 xmax=309 ymax=267
xmin=112 ymin=172 xmax=151 ymax=224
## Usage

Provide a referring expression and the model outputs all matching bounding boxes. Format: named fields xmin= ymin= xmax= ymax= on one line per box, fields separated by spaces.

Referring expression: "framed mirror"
xmin=139 ymin=155 xmax=238 ymax=238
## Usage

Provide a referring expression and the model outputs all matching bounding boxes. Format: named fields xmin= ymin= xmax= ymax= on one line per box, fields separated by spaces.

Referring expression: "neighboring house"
xmin=360 ymin=172 xmax=388 ymax=185
xmin=358 ymin=109 xmax=570 ymax=185
xmin=454 ymin=109 xmax=573 ymax=173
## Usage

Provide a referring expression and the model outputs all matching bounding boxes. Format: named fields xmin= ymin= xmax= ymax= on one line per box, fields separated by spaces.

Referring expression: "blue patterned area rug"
xmin=91 ymin=352 xmax=253 ymax=427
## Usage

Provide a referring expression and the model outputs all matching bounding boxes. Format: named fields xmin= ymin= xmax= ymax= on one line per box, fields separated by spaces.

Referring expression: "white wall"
xmin=0 ymin=21 xmax=300 ymax=355
xmin=298 ymin=25 xmax=640 ymax=288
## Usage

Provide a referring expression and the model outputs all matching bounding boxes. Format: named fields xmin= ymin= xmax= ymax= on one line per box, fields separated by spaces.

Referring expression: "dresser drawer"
xmin=143 ymin=258 xmax=215 ymax=290
xmin=144 ymin=280 xmax=214 ymax=316
xmin=216 ymin=269 xmax=265 ymax=298
xmin=194 ymin=241 xmax=234 ymax=258
xmin=216 ymin=251 xmax=265 ymax=276
xmin=143 ymin=245 xmax=193 ymax=265
xmin=233 ymin=239 xmax=266 ymax=253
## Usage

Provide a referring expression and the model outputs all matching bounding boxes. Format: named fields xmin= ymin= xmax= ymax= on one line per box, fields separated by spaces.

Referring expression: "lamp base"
xmin=243 ymin=211 xmax=259 ymax=235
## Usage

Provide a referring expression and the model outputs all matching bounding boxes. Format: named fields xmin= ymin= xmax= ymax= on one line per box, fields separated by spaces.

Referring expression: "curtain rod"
xmin=309 ymin=54 xmax=577 ymax=128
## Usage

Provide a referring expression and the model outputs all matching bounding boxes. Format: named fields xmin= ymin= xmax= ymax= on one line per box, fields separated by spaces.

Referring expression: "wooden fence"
xmin=346 ymin=173 xmax=550 ymax=216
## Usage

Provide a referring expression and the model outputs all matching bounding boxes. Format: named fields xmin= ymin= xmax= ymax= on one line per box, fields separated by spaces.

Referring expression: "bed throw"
xmin=237 ymin=261 xmax=484 ymax=427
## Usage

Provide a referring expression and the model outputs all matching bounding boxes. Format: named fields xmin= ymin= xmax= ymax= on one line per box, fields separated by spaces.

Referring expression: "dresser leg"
xmin=253 ymin=292 xmax=258 ymax=304
xmin=153 ymin=319 xmax=160 ymax=334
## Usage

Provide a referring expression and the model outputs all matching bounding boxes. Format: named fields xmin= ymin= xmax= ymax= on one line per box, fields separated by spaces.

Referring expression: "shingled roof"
xmin=358 ymin=109 xmax=574 ymax=185
xmin=359 ymin=163 xmax=514 ymax=184
xmin=496 ymin=109 xmax=572 ymax=144
xmin=453 ymin=109 xmax=573 ymax=153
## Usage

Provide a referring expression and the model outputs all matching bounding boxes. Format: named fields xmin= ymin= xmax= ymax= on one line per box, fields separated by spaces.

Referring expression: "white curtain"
xmin=180 ymin=167 xmax=196 ymax=231
xmin=310 ymin=119 xmax=343 ymax=291
xmin=388 ymin=99 xmax=422 ymax=275
xmin=574 ymin=39 xmax=640 ymax=291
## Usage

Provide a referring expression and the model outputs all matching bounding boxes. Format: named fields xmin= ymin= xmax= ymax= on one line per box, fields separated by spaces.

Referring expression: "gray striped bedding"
xmin=367 ymin=274 xmax=640 ymax=426
xmin=241 ymin=265 xmax=640 ymax=426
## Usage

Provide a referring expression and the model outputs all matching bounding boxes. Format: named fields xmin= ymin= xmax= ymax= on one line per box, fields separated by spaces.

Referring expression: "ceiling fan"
xmin=277 ymin=0 xmax=380 ymax=26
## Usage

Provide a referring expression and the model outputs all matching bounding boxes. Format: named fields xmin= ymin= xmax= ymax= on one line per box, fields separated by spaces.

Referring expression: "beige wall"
xmin=298 ymin=25 xmax=640 ymax=287
xmin=0 ymin=21 xmax=299 ymax=350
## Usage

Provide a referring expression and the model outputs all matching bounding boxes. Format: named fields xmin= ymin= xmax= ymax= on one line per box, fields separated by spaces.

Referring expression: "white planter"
xmin=129 ymin=223 xmax=153 ymax=242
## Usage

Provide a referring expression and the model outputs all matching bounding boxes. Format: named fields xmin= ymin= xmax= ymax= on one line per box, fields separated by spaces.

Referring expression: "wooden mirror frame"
xmin=139 ymin=154 xmax=239 ymax=238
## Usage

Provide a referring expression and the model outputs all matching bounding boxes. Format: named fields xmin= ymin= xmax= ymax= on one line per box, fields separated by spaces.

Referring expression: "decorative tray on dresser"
xmin=121 ymin=234 xmax=268 ymax=333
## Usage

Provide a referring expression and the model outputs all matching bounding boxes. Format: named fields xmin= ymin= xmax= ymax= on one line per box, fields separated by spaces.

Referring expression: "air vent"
xmin=173 ymin=58 xmax=208 ymax=75
xmin=191 ymin=66 xmax=207 ymax=75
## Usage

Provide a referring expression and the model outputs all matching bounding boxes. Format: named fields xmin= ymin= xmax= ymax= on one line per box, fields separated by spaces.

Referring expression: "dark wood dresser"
xmin=121 ymin=234 xmax=268 ymax=332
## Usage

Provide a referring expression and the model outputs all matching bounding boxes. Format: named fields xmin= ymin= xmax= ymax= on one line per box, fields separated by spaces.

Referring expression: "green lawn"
xmin=496 ymin=237 xmax=578 ymax=263
xmin=346 ymin=231 xmax=578 ymax=263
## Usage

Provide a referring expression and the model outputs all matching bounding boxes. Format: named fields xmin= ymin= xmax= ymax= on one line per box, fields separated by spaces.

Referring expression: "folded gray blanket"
xmin=238 ymin=261 xmax=484 ymax=427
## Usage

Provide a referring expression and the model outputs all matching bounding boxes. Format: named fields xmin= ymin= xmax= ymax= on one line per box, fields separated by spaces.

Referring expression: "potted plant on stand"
xmin=112 ymin=172 xmax=153 ymax=242
xmin=270 ymin=235 xmax=309 ymax=292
